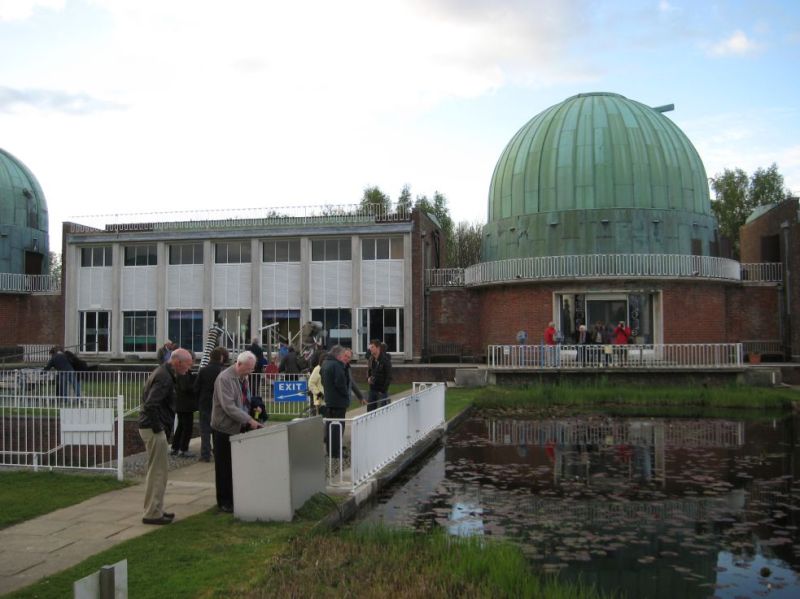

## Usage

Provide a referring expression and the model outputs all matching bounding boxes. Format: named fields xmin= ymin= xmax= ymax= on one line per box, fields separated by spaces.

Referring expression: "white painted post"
xmin=117 ymin=394 xmax=124 ymax=481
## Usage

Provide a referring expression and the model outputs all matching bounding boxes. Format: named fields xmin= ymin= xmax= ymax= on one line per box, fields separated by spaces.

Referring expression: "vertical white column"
xmin=351 ymin=236 xmax=361 ymax=354
xmin=111 ymin=243 xmax=123 ymax=358
xmin=203 ymin=240 xmax=214 ymax=333
xmin=156 ymin=242 xmax=167 ymax=351
xmin=300 ymin=237 xmax=310 ymax=324
xmin=251 ymin=238 xmax=261 ymax=342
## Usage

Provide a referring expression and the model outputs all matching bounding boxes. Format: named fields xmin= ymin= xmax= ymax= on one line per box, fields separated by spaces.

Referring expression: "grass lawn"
xmin=5 ymin=497 xmax=605 ymax=599
xmin=0 ymin=470 xmax=130 ymax=529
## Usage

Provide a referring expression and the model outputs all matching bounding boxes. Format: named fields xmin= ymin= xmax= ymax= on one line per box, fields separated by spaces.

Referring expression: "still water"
xmin=356 ymin=412 xmax=800 ymax=598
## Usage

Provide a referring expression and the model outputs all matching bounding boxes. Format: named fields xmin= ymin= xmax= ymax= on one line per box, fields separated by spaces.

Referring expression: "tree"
xmin=710 ymin=163 xmax=790 ymax=258
xmin=48 ymin=251 xmax=61 ymax=279
xmin=359 ymin=185 xmax=391 ymax=214
xmin=396 ymin=184 xmax=412 ymax=215
xmin=448 ymin=221 xmax=484 ymax=268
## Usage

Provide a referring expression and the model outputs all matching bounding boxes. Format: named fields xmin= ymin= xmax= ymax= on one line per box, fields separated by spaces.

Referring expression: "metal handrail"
xmin=487 ymin=343 xmax=744 ymax=369
xmin=0 ymin=273 xmax=61 ymax=294
xmin=457 ymin=254 xmax=743 ymax=286
xmin=740 ymin=263 xmax=783 ymax=282
xmin=68 ymin=203 xmax=411 ymax=234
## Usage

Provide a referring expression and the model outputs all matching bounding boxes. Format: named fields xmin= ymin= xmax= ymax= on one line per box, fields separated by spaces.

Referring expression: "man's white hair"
xmin=237 ymin=350 xmax=257 ymax=365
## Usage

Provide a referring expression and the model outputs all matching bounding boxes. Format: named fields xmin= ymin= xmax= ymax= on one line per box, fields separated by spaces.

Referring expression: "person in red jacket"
xmin=612 ymin=321 xmax=632 ymax=366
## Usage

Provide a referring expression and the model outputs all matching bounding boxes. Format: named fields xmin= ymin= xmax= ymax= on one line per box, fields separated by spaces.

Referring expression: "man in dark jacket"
xmin=321 ymin=345 xmax=351 ymax=457
xmin=171 ymin=364 xmax=198 ymax=458
xmin=366 ymin=339 xmax=392 ymax=412
xmin=279 ymin=346 xmax=302 ymax=373
xmin=193 ymin=347 xmax=228 ymax=462
xmin=44 ymin=347 xmax=79 ymax=399
xmin=138 ymin=348 xmax=192 ymax=525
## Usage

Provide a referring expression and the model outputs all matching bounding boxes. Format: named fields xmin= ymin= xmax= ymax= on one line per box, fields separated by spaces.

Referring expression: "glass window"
xmin=124 ymin=245 xmax=157 ymax=266
xmin=262 ymin=309 xmax=302 ymax=351
xmin=362 ymin=239 xmax=374 ymax=260
xmin=362 ymin=237 xmax=403 ymax=260
xmin=359 ymin=308 xmax=403 ymax=353
xmin=80 ymin=311 xmax=111 ymax=352
xmin=312 ymin=239 xmax=350 ymax=261
xmin=168 ymin=310 xmax=204 ymax=353
xmin=169 ymin=243 xmax=203 ymax=265
xmin=311 ymin=308 xmax=352 ymax=349
xmin=122 ymin=311 xmax=157 ymax=352
xmin=81 ymin=246 xmax=113 ymax=267
xmin=263 ymin=239 xmax=300 ymax=263
xmin=376 ymin=239 xmax=390 ymax=259
xmin=213 ymin=309 xmax=251 ymax=350
xmin=390 ymin=238 xmax=404 ymax=259
xmin=215 ymin=241 xmax=251 ymax=264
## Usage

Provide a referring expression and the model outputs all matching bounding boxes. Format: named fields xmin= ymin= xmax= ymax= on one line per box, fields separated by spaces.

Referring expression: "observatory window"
xmin=215 ymin=241 xmax=251 ymax=264
xmin=311 ymin=308 xmax=352 ymax=349
xmin=80 ymin=246 xmax=112 ymax=267
xmin=122 ymin=311 xmax=157 ymax=352
xmin=80 ymin=311 xmax=110 ymax=353
xmin=169 ymin=243 xmax=203 ymax=265
xmin=362 ymin=237 xmax=403 ymax=260
xmin=124 ymin=244 xmax=157 ymax=266
xmin=263 ymin=239 xmax=300 ymax=263
xmin=311 ymin=238 xmax=351 ymax=261
xmin=168 ymin=310 xmax=204 ymax=353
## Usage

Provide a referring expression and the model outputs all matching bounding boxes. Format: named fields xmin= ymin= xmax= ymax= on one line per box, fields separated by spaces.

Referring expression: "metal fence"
xmin=326 ymin=382 xmax=446 ymax=488
xmin=0 ymin=273 xmax=61 ymax=294
xmin=0 ymin=394 xmax=124 ymax=480
xmin=0 ymin=369 xmax=310 ymax=417
xmin=68 ymin=203 xmax=411 ymax=234
xmin=425 ymin=268 xmax=465 ymax=288
xmin=487 ymin=343 xmax=744 ymax=369
xmin=740 ymin=263 xmax=783 ymax=282
xmin=741 ymin=340 xmax=784 ymax=357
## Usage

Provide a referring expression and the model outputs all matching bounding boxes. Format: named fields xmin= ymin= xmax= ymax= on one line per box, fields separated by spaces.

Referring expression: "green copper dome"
xmin=0 ymin=148 xmax=49 ymax=274
xmin=483 ymin=92 xmax=718 ymax=260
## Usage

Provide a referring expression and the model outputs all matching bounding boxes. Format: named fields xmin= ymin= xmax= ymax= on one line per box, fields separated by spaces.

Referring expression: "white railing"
xmin=247 ymin=372 xmax=310 ymax=416
xmin=425 ymin=268 xmax=465 ymax=287
xmin=462 ymin=254 xmax=743 ymax=286
xmin=68 ymin=203 xmax=411 ymax=234
xmin=0 ymin=273 xmax=61 ymax=294
xmin=487 ymin=343 xmax=744 ymax=369
xmin=0 ymin=394 xmax=125 ymax=480
xmin=740 ymin=263 xmax=783 ymax=282
xmin=325 ymin=382 xmax=445 ymax=488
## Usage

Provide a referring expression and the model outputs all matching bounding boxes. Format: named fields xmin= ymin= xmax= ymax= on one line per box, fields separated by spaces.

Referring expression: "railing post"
xmin=117 ymin=394 xmax=125 ymax=481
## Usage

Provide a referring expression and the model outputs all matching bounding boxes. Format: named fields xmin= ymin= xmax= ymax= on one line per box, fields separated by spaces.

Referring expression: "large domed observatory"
xmin=0 ymin=148 xmax=50 ymax=276
xmin=463 ymin=92 xmax=741 ymax=348
xmin=484 ymin=92 xmax=719 ymax=260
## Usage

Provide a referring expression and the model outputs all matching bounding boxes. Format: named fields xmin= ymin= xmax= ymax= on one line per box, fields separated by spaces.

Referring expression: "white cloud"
xmin=0 ymin=0 xmax=63 ymax=21
xmin=707 ymin=30 xmax=761 ymax=56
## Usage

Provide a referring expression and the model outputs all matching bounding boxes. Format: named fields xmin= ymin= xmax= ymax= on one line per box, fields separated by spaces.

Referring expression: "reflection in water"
xmin=356 ymin=414 xmax=800 ymax=599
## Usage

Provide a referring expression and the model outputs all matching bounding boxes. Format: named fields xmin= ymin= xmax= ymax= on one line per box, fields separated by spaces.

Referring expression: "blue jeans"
xmin=367 ymin=389 xmax=389 ymax=412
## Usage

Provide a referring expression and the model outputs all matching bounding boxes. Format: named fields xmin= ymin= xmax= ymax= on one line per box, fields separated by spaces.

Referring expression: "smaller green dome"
xmin=0 ymin=148 xmax=49 ymax=274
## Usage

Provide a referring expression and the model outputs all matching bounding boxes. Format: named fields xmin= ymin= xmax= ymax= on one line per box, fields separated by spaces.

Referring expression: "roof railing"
xmin=0 ymin=273 xmax=61 ymax=294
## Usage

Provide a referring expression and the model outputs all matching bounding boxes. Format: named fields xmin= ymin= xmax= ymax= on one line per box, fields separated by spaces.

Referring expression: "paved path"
xmin=0 ymin=439 xmax=216 ymax=596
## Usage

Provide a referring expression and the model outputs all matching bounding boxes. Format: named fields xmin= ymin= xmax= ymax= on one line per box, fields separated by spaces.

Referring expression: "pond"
xmin=355 ymin=411 xmax=800 ymax=598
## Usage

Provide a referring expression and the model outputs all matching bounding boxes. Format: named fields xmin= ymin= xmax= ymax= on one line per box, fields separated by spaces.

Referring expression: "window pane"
xmin=104 ymin=246 xmax=113 ymax=266
xmin=391 ymin=237 xmax=404 ymax=259
xmin=194 ymin=243 xmax=203 ymax=264
xmin=263 ymin=241 xmax=275 ymax=262
xmin=240 ymin=242 xmax=251 ymax=263
xmin=376 ymin=239 xmax=389 ymax=259
xmin=275 ymin=241 xmax=288 ymax=262
xmin=312 ymin=240 xmax=324 ymax=261
xmin=288 ymin=240 xmax=300 ymax=262
xmin=93 ymin=247 xmax=104 ymax=266
xmin=362 ymin=239 xmax=373 ymax=260
xmin=325 ymin=239 xmax=338 ymax=260
xmin=215 ymin=244 xmax=227 ymax=263
xmin=339 ymin=239 xmax=351 ymax=260
xmin=124 ymin=247 xmax=135 ymax=266
xmin=169 ymin=246 xmax=178 ymax=265
xmin=147 ymin=245 xmax=157 ymax=265
xmin=81 ymin=248 xmax=91 ymax=267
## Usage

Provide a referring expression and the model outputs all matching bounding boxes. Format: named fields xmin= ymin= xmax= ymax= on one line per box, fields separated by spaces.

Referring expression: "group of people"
xmin=137 ymin=337 xmax=393 ymax=524
xmin=542 ymin=320 xmax=633 ymax=367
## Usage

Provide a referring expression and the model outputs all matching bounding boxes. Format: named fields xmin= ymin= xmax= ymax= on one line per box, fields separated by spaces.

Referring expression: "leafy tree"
xmin=396 ymin=184 xmax=412 ymax=214
xmin=448 ymin=221 xmax=484 ymax=268
xmin=710 ymin=163 xmax=790 ymax=258
xmin=359 ymin=185 xmax=391 ymax=214
xmin=48 ymin=251 xmax=61 ymax=279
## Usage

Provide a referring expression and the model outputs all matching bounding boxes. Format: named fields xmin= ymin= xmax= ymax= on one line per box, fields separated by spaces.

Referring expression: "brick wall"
xmin=477 ymin=286 xmax=553 ymax=348
xmin=427 ymin=288 xmax=481 ymax=355
xmin=0 ymin=293 xmax=64 ymax=346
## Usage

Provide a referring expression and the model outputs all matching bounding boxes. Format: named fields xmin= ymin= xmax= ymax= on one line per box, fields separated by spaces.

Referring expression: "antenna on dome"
xmin=652 ymin=104 xmax=674 ymax=113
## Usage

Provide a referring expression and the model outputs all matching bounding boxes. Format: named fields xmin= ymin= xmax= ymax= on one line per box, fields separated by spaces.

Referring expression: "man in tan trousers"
xmin=138 ymin=348 xmax=193 ymax=524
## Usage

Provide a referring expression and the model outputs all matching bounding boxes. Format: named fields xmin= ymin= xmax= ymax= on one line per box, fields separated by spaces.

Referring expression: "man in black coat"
xmin=366 ymin=339 xmax=392 ymax=412
xmin=321 ymin=345 xmax=351 ymax=457
xmin=138 ymin=348 xmax=192 ymax=525
xmin=171 ymin=365 xmax=198 ymax=458
xmin=193 ymin=347 xmax=228 ymax=462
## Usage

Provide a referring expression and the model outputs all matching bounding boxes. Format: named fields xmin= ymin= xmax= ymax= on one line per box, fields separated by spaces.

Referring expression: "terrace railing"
xmin=326 ymin=382 xmax=446 ymax=488
xmin=461 ymin=254 xmax=743 ymax=286
xmin=487 ymin=343 xmax=744 ymax=369
xmin=740 ymin=263 xmax=783 ymax=282
xmin=0 ymin=273 xmax=61 ymax=294
xmin=425 ymin=268 xmax=465 ymax=288
xmin=68 ymin=203 xmax=411 ymax=235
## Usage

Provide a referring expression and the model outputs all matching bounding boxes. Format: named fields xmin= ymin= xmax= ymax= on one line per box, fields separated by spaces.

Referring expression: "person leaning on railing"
xmin=321 ymin=345 xmax=351 ymax=458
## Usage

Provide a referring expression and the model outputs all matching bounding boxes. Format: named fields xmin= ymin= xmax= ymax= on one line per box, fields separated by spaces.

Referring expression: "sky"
xmin=1 ymin=0 xmax=799 ymax=251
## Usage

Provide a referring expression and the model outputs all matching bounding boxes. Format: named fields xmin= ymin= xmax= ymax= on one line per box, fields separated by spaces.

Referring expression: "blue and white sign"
xmin=273 ymin=380 xmax=308 ymax=402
